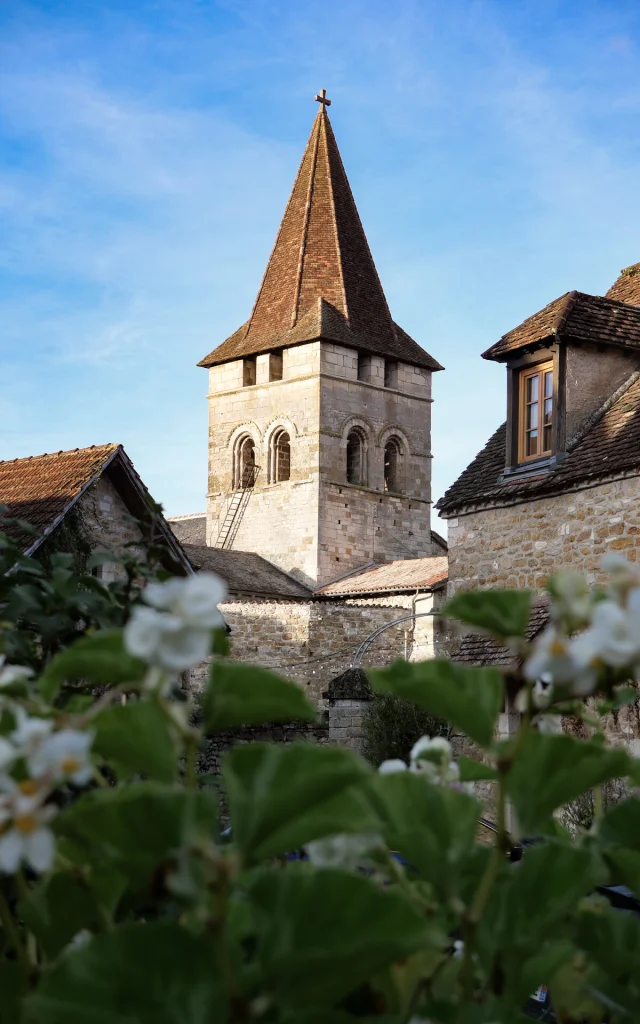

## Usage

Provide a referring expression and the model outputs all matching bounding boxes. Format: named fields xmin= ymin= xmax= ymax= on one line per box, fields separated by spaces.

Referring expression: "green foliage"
xmin=361 ymin=691 xmax=448 ymax=768
xmin=369 ymin=658 xmax=504 ymax=748
xmin=203 ymin=661 xmax=317 ymax=731
xmin=1 ymin=522 xmax=640 ymax=1022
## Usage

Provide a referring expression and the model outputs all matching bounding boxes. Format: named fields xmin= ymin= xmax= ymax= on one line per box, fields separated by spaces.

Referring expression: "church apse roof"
xmin=198 ymin=99 xmax=442 ymax=372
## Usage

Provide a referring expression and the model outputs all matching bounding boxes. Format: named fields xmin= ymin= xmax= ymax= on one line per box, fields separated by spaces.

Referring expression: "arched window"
xmin=235 ymin=436 xmax=256 ymax=489
xmin=270 ymin=429 xmax=291 ymax=483
xmin=384 ymin=437 xmax=403 ymax=493
xmin=346 ymin=429 xmax=367 ymax=485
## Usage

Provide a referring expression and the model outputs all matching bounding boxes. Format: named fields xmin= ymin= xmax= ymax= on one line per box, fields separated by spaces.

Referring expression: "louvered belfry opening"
xmin=346 ymin=429 xmax=366 ymax=485
xmin=384 ymin=437 xmax=403 ymax=493
xmin=237 ymin=437 xmax=256 ymax=489
xmin=272 ymin=429 xmax=291 ymax=483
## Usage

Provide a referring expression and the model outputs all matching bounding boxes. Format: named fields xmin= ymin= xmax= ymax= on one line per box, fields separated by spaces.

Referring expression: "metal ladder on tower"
xmin=215 ymin=465 xmax=260 ymax=549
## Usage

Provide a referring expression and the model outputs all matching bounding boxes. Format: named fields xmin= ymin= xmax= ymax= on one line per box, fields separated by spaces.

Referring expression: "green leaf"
xmin=203 ymin=661 xmax=316 ymax=731
xmin=93 ymin=699 xmax=176 ymax=782
xmin=369 ymin=659 xmax=503 ymax=748
xmin=0 ymin=958 xmax=27 ymax=1024
xmin=19 ymin=873 xmax=102 ymax=959
xmin=54 ymin=783 xmax=218 ymax=888
xmin=211 ymin=628 xmax=230 ymax=658
xmin=223 ymin=742 xmax=375 ymax=865
xmin=249 ymin=865 xmax=439 ymax=1008
xmin=506 ymin=732 xmax=634 ymax=835
xmin=457 ymin=755 xmax=498 ymax=782
xmin=23 ymin=922 xmax=224 ymax=1024
xmin=366 ymin=771 xmax=481 ymax=901
xmin=604 ymin=847 xmax=640 ymax=896
xmin=39 ymin=631 xmax=146 ymax=701
xmin=442 ymin=588 xmax=532 ymax=638
xmin=599 ymin=796 xmax=640 ymax=851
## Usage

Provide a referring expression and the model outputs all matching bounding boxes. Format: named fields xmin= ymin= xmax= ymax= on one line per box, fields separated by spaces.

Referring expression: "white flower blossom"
xmin=0 ymin=738 xmax=16 ymax=773
xmin=0 ymin=657 xmax=33 ymax=689
xmin=514 ymin=677 xmax=553 ymax=714
xmin=571 ymin=600 xmax=637 ymax=671
xmin=601 ymin=552 xmax=640 ymax=593
xmin=10 ymin=708 xmax=53 ymax=757
xmin=410 ymin=735 xmax=451 ymax=765
xmin=144 ymin=573 xmax=226 ymax=629
xmin=524 ymin=627 xmax=578 ymax=686
xmin=550 ymin=572 xmax=592 ymax=627
xmin=378 ymin=758 xmax=407 ymax=774
xmin=305 ymin=832 xmax=382 ymax=870
xmin=124 ymin=605 xmax=211 ymax=672
xmin=0 ymin=784 xmax=56 ymax=874
xmin=30 ymin=728 xmax=95 ymax=786
xmin=535 ymin=714 xmax=563 ymax=735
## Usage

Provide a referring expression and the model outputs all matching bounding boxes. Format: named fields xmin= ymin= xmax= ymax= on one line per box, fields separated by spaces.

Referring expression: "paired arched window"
xmin=346 ymin=429 xmax=367 ymax=485
xmin=384 ymin=436 xmax=404 ymax=493
xmin=270 ymin=429 xmax=291 ymax=483
xmin=235 ymin=436 xmax=256 ymax=489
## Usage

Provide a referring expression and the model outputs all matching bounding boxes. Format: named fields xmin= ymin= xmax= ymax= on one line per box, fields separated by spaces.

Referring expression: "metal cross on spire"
xmin=314 ymin=89 xmax=331 ymax=111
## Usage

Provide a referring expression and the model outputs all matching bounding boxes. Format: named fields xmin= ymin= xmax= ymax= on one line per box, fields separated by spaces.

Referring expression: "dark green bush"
xmin=361 ymin=690 xmax=448 ymax=767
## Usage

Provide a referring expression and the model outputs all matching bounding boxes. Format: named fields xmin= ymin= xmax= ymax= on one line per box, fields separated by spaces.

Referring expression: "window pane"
xmin=544 ymin=370 xmax=553 ymax=398
xmin=527 ymin=402 xmax=539 ymax=430
xmin=526 ymin=430 xmax=538 ymax=457
xmin=543 ymin=424 xmax=552 ymax=451
xmin=527 ymin=374 xmax=539 ymax=402
xmin=544 ymin=397 xmax=552 ymax=424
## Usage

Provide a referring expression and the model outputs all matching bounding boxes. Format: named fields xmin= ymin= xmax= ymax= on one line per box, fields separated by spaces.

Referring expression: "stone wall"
xmin=76 ymin=471 xmax=143 ymax=580
xmin=189 ymin=594 xmax=422 ymax=704
xmin=447 ymin=474 xmax=640 ymax=594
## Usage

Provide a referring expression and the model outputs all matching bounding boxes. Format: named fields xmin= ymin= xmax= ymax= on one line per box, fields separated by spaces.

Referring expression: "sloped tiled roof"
xmin=437 ymin=371 xmax=640 ymax=514
xmin=0 ymin=444 xmax=119 ymax=548
xmin=183 ymin=544 xmax=312 ymax=601
xmin=315 ymin=556 xmax=448 ymax=597
xmin=0 ymin=443 xmax=192 ymax=573
xmin=606 ymin=263 xmax=640 ymax=305
xmin=168 ymin=513 xmax=207 ymax=546
xmin=482 ymin=290 xmax=640 ymax=361
xmin=198 ymin=107 xmax=441 ymax=373
xmin=455 ymin=599 xmax=549 ymax=668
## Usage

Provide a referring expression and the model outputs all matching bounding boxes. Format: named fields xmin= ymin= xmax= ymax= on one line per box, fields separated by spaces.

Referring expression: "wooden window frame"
xmin=518 ymin=360 xmax=554 ymax=463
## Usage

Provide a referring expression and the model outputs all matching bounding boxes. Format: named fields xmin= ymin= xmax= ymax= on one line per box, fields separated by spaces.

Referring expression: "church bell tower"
xmin=198 ymin=92 xmax=443 ymax=587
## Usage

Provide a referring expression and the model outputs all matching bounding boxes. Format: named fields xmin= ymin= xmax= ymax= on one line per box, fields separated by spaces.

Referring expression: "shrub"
xmin=361 ymin=690 xmax=448 ymax=767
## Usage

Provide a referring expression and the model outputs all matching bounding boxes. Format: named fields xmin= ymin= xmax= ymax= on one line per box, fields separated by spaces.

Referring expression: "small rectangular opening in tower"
xmin=357 ymin=353 xmax=372 ymax=383
xmin=384 ymin=360 xmax=398 ymax=388
xmin=269 ymin=350 xmax=283 ymax=381
xmin=243 ymin=357 xmax=256 ymax=387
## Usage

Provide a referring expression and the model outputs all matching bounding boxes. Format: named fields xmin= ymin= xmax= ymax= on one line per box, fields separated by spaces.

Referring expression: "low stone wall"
xmin=198 ymin=718 xmax=330 ymax=777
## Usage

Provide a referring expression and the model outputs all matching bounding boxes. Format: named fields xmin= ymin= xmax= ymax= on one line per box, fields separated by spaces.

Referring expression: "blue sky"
xmin=3 ymin=0 xmax=640 ymax=531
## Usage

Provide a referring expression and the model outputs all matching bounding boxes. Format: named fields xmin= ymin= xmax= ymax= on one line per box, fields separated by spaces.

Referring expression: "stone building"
xmin=0 ymin=443 xmax=190 ymax=577
xmin=197 ymin=94 xmax=443 ymax=588
xmin=436 ymin=264 xmax=640 ymax=759
xmin=437 ymin=263 xmax=640 ymax=596
xmin=170 ymin=513 xmax=448 ymax=703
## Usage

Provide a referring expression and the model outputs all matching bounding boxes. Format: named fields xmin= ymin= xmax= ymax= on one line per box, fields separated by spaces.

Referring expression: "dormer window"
xmin=518 ymin=361 xmax=553 ymax=462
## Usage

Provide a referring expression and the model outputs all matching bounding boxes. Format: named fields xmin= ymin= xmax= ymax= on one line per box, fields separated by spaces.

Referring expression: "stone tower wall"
xmin=446 ymin=474 xmax=640 ymax=596
xmin=205 ymin=340 xmax=433 ymax=586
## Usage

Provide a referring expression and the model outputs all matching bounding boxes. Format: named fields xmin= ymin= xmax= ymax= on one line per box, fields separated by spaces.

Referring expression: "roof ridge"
xmin=0 ymin=442 xmax=117 ymax=467
xmin=552 ymin=289 xmax=579 ymax=335
xmin=291 ymin=110 xmax=323 ymax=327
xmin=323 ymin=110 xmax=350 ymax=323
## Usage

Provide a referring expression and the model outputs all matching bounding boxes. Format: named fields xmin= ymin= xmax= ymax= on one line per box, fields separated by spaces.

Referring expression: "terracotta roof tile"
xmin=198 ymin=109 xmax=441 ymax=373
xmin=315 ymin=556 xmax=448 ymax=597
xmin=437 ymin=370 xmax=640 ymax=514
xmin=482 ymin=290 xmax=640 ymax=361
xmin=0 ymin=444 xmax=119 ymax=548
xmin=606 ymin=263 xmax=640 ymax=305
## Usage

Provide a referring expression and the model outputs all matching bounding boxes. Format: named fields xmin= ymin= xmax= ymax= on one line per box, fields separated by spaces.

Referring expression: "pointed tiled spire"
xmin=199 ymin=98 xmax=441 ymax=371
